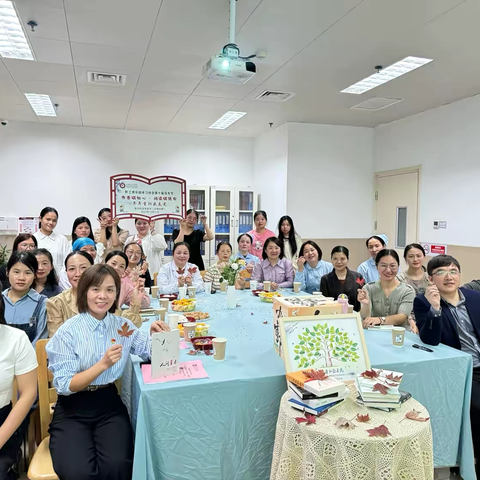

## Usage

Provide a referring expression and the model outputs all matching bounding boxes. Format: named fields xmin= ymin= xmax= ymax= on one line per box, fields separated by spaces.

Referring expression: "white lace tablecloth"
xmin=270 ymin=389 xmax=433 ymax=480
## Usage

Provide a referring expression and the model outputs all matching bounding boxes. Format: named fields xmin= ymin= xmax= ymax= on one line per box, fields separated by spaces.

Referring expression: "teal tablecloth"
xmin=121 ymin=291 xmax=475 ymax=480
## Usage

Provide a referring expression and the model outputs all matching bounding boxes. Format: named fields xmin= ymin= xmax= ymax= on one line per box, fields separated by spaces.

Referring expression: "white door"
xmin=375 ymin=170 xmax=419 ymax=263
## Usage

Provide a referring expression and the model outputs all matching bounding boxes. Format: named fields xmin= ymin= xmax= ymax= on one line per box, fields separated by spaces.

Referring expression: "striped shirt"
xmin=46 ymin=312 xmax=151 ymax=396
xmin=363 ymin=281 xmax=415 ymax=321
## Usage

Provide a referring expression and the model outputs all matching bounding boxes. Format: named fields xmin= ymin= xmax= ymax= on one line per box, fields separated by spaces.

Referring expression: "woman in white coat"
xmin=125 ymin=219 xmax=167 ymax=278
xmin=157 ymin=242 xmax=204 ymax=294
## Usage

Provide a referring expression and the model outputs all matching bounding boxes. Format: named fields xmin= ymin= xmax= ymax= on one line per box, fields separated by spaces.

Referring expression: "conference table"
xmin=121 ymin=290 xmax=475 ymax=480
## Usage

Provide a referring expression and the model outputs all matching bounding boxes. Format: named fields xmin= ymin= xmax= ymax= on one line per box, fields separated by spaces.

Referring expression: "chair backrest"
xmin=154 ymin=272 xmax=158 ymax=286
xmin=36 ymin=339 xmax=57 ymax=441
xmin=200 ymin=270 xmax=206 ymax=280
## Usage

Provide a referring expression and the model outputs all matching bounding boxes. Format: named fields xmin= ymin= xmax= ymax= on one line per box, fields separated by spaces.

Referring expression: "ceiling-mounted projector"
xmin=203 ymin=55 xmax=256 ymax=85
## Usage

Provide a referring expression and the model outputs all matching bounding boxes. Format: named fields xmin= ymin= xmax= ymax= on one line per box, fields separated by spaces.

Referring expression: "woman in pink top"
xmin=248 ymin=210 xmax=275 ymax=260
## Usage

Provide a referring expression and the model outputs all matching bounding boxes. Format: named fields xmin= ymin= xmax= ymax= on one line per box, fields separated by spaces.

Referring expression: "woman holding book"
xmin=320 ymin=246 xmax=364 ymax=311
xmin=358 ymin=249 xmax=415 ymax=328
xmin=248 ymin=210 xmax=275 ymax=261
xmin=46 ymin=264 xmax=169 ymax=480
xmin=294 ymin=241 xmax=333 ymax=294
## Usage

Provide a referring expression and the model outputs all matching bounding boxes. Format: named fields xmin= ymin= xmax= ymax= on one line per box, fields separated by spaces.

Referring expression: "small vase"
xmin=227 ymin=285 xmax=236 ymax=309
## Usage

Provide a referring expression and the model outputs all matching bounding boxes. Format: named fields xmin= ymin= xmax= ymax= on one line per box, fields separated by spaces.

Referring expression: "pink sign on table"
xmin=142 ymin=360 xmax=209 ymax=385
xmin=179 ymin=340 xmax=189 ymax=350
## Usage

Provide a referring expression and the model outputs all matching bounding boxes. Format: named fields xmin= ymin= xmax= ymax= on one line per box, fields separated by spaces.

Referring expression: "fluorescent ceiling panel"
xmin=341 ymin=56 xmax=433 ymax=94
xmin=25 ymin=93 xmax=57 ymax=116
xmin=209 ymin=111 xmax=246 ymax=130
xmin=0 ymin=1 xmax=35 ymax=60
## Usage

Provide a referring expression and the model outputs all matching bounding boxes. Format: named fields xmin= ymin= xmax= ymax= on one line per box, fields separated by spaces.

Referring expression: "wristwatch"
xmin=380 ymin=317 xmax=386 ymax=324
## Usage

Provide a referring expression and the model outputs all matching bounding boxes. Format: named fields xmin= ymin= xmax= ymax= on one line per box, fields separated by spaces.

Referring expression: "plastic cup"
xmin=178 ymin=286 xmax=187 ymax=299
xmin=250 ymin=280 xmax=258 ymax=291
xmin=204 ymin=282 xmax=212 ymax=294
xmin=183 ymin=322 xmax=197 ymax=342
xmin=144 ymin=287 xmax=150 ymax=295
xmin=160 ymin=298 xmax=169 ymax=310
xmin=154 ymin=307 xmax=166 ymax=322
xmin=220 ymin=282 xmax=227 ymax=292
xmin=212 ymin=337 xmax=227 ymax=361
xmin=263 ymin=281 xmax=271 ymax=292
xmin=392 ymin=327 xmax=406 ymax=348
xmin=151 ymin=286 xmax=159 ymax=298
xmin=188 ymin=286 xmax=196 ymax=298
xmin=166 ymin=313 xmax=179 ymax=329
xmin=293 ymin=282 xmax=301 ymax=293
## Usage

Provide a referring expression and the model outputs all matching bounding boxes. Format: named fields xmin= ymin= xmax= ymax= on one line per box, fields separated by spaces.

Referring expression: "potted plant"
xmin=219 ymin=258 xmax=246 ymax=308
xmin=0 ymin=244 xmax=10 ymax=267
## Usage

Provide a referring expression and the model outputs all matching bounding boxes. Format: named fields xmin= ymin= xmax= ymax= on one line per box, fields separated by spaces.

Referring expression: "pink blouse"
xmin=119 ymin=277 xmax=150 ymax=309
xmin=248 ymin=229 xmax=276 ymax=260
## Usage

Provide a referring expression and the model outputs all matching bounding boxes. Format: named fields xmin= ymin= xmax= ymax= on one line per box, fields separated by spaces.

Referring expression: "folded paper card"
xmin=142 ymin=360 xmax=209 ymax=384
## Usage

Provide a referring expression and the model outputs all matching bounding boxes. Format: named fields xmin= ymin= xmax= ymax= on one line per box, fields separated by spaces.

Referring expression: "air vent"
xmin=87 ymin=72 xmax=127 ymax=86
xmin=255 ymin=90 xmax=295 ymax=102
xmin=350 ymin=97 xmax=403 ymax=111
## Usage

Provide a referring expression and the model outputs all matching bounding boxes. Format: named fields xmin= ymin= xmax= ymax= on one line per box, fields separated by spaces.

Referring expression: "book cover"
xmin=288 ymin=398 xmax=345 ymax=416
xmin=289 ymin=386 xmax=350 ymax=409
xmin=288 ymin=382 xmax=318 ymax=400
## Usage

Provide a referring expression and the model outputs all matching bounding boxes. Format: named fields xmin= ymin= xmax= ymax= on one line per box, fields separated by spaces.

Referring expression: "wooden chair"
xmin=154 ymin=272 xmax=158 ymax=286
xmin=27 ymin=339 xmax=58 ymax=480
xmin=200 ymin=270 xmax=206 ymax=280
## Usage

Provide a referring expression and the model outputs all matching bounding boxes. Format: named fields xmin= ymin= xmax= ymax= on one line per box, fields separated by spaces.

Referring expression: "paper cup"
xmin=293 ymin=282 xmax=301 ymax=293
xmin=154 ymin=307 xmax=166 ymax=322
xmin=178 ymin=286 xmax=187 ymax=299
xmin=250 ymin=280 xmax=258 ymax=291
xmin=144 ymin=287 xmax=150 ymax=295
xmin=263 ymin=281 xmax=271 ymax=292
xmin=183 ymin=322 xmax=197 ymax=342
xmin=160 ymin=298 xmax=169 ymax=310
xmin=151 ymin=286 xmax=159 ymax=298
xmin=204 ymin=282 xmax=212 ymax=294
xmin=392 ymin=327 xmax=406 ymax=348
xmin=188 ymin=286 xmax=196 ymax=298
xmin=212 ymin=337 xmax=227 ymax=361
xmin=220 ymin=282 xmax=227 ymax=292
xmin=166 ymin=313 xmax=179 ymax=329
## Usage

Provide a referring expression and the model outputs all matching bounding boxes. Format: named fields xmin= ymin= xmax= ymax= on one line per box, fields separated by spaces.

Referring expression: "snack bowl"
xmin=191 ymin=336 xmax=216 ymax=351
xmin=259 ymin=291 xmax=282 ymax=303
xmin=251 ymin=289 xmax=263 ymax=297
xmin=159 ymin=294 xmax=178 ymax=301
xmin=171 ymin=299 xmax=196 ymax=312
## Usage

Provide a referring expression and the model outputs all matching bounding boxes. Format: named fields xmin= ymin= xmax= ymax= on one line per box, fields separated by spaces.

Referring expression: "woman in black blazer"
xmin=320 ymin=246 xmax=364 ymax=311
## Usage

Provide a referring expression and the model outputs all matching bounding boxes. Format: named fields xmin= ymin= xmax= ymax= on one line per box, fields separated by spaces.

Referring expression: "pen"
xmin=412 ymin=344 xmax=433 ymax=353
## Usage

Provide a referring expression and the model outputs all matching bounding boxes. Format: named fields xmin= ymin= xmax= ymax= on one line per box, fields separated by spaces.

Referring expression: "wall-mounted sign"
xmin=422 ymin=243 xmax=447 ymax=256
xmin=110 ymin=174 xmax=186 ymax=221
xmin=18 ymin=217 xmax=39 ymax=234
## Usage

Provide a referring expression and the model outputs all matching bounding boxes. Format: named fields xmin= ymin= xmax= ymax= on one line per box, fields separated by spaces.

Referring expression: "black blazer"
xmin=320 ymin=269 xmax=365 ymax=311
xmin=414 ymin=287 xmax=480 ymax=348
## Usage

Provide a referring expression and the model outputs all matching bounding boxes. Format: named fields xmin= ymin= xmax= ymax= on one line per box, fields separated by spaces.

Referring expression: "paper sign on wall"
xmin=18 ymin=217 xmax=39 ymax=234
xmin=422 ymin=243 xmax=447 ymax=257
xmin=151 ymin=330 xmax=180 ymax=378
xmin=110 ymin=174 xmax=186 ymax=221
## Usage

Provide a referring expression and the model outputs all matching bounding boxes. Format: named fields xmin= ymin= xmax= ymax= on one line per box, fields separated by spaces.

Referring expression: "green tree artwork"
xmin=293 ymin=323 xmax=360 ymax=369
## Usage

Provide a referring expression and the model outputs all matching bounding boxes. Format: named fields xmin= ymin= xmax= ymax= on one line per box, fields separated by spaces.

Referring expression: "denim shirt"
xmin=294 ymin=261 xmax=333 ymax=294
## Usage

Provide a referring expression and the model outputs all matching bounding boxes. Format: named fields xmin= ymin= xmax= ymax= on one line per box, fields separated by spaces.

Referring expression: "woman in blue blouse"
xmin=357 ymin=235 xmax=387 ymax=284
xmin=46 ymin=264 xmax=170 ymax=480
xmin=2 ymin=251 xmax=48 ymax=346
xmin=294 ymin=241 xmax=333 ymax=294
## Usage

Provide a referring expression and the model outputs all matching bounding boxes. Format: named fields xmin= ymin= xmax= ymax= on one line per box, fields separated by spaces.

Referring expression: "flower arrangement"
xmin=219 ymin=258 xmax=246 ymax=286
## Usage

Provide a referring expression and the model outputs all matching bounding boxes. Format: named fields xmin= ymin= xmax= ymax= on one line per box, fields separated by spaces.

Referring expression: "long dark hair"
xmin=71 ymin=216 xmax=95 ymax=243
xmin=299 ymin=241 xmax=323 ymax=261
xmin=124 ymin=242 xmax=147 ymax=267
xmin=12 ymin=234 xmax=38 ymax=252
xmin=403 ymin=243 xmax=425 ymax=259
xmin=98 ymin=208 xmax=120 ymax=240
xmin=33 ymin=248 xmax=59 ymax=289
xmin=262 ymin=237 xmax=284 ymax=260
xmin=39 ymin=206 xmax=59 ymax=228
xmin=0 ymin=294 xmax=6 ymax=325
xmin=7 ymin=251 xmax=39 ymax=290
xmin=277 ymin=215 xmax=299 ymax=257
xmin=375 ymin=249 xmax=400 ymax=266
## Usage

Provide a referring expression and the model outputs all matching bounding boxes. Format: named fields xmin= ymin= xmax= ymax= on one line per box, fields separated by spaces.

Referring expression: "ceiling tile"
xmin=3 ymin=59 xmax=75 ymax=83
xmin=29 ymin=38 xmax=73 ymax=66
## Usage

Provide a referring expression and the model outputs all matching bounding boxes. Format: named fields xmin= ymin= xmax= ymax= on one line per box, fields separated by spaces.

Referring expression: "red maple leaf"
xmin=187 ymin=350 xmax=197 ymax=356
xmin=367 ymin=424 xmax=391 ymax=437
xmin=361 ymin=369 xmax=379 ymax=379
xmin=385 ymin=373 xmax=403 ymax=382
xmin=263 ymin=321 xmax=268 ymax=324
xmin=385 ymin=380 xmax=399 ymax=387
xmin=188 ymin=266 xmax=197 ymax=275
xmin=117 ymin=322 xmax=135 ymax=337
xmin=405 ymin=410 xmax=430 ymax=422
xmin=335 ymin=417 xmax=356 ymax=429
xmin=204 ymin=349 xmax=213 ymax=356
xmin=356 ymin=278 xmax=365 ymax=286
xmin=295 ymin=412 xmax=316 ymax=425
xmin=373 ymin=383 xmax=390 ymax=395
xmin=302 ymin=369 xmax=329 ymax=382
xmin=356 ymin=413 xmax=370 ymax=423
xmin=177 ymin=268 xmax=185 ymax=275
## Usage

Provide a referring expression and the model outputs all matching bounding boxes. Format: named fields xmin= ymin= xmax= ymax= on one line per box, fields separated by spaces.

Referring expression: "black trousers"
xmin=49 ymin=385 xmax=133 ymax=480
xmin=472 ymin=368 xmax=480 ymax=474
xmin=0 ymin=402 xmax=24 ymax=480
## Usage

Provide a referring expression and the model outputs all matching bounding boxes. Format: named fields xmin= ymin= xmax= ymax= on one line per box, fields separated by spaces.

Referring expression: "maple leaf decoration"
xmin=117 ymin=322 xmax=135 ymax=338
xmin=405 ymin=409 xmax=430 ymax=422
xmin=188 ymin=266 xmax=197 ymax=275
xmin=356 ymin=278 xmax=365 ymax=286
xmin=302 ymin=369 xmax=329 ymax=382
xmin=335 ymin=417 xmax=356 ymax=430
xmin=263 ymin=320 xmax=268 ymax=324
xmin=187 ymin=350 xmax=198 ymax=356
xmin=386 ymin=380 xmax=399 ymax=387
xmin=177 ymin=268 xmax=185 ymax=275
xmin=295 ymin=412 xmax=317 ymax=425
xmin=385 ymin=373 xmax=403 ymax=382
xmin=373 ymin=383 xmax=390 ymax=395
xmin=361 ymin=369 xmax=379 ymax=379
xmin=204 ymin=349 xmax=213 ymax=356
xmin=367 ymin=424 xmax=391 ymax=437
xmin=356 ymin=413 xmax=371 ymax=423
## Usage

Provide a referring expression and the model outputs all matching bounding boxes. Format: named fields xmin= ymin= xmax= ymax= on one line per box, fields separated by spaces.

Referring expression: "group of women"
xmin=0 ymin=205 xmax=435 ymax=479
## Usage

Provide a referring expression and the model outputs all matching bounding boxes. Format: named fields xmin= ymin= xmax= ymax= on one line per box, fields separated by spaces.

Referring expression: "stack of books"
xmin=286 ymin=369 xmax=349 ymax=416
xmin=356 ymin=368 xmax=411 ymax=412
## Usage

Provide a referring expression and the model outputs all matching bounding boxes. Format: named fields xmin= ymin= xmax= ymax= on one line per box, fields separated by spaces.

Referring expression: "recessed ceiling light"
xmin=209 ymin=111 xmax=246 ymax=130
xmin=341 ymin=56 xmax=433 ymax=95
xmin=25 ymin=93 xmax=57 ymax=116
xmin=0 ymin=1 xmax=35 ymax=61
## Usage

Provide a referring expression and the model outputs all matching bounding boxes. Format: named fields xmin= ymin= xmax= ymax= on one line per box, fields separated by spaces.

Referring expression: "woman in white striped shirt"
xmin=46 ymin=264 xmax=169 ymax=480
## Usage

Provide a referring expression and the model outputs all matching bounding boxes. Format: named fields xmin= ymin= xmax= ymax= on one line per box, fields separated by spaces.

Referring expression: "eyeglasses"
xmin=432 ymin=269 xmax=459 ymax=277
xmin=19 ymin=244 xmax=35 ymax=250
xmin=378 ymin=264 xmax=398 ymax=271
xmin=126 ymin=251 xmax=141 ymax=257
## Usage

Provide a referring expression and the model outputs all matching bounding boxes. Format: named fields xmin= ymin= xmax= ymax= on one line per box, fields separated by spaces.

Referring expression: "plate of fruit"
xmin=258 ymin=291 xmax=281 ymax=303
xmin=171 ymin=298 xmax=196 ymax=312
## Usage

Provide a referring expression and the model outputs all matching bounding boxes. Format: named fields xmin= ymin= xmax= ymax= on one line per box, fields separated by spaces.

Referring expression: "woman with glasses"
xmin=172 ymin=209 xmax=214 ymax=271
xmin=357 ymin=249 xmax=415 ymax=328
xmin=1 ymin=234 xmax=38 ymax=291
xmin=123 ymin=242 xmax=152 ymax=289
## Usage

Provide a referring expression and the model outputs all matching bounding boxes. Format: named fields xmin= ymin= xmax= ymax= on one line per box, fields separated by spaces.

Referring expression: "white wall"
xmin=0 ymin=122 xmax=254 ymax=236
xmin=253 ymin=124 xmax=288 ymax=231
xmin=374 ymin=93 xmax=480 ymax=247
xmin=287 ymin=123 xmax=374 ymax=238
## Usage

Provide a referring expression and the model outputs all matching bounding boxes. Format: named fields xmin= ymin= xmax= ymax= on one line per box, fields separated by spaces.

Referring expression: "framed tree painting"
xmin=279 ymin=313 xmax=370 ymax=381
